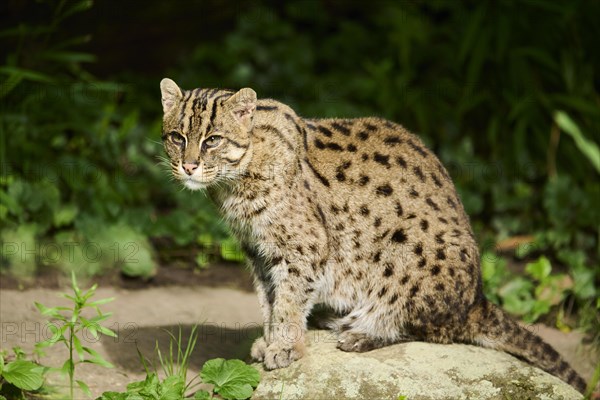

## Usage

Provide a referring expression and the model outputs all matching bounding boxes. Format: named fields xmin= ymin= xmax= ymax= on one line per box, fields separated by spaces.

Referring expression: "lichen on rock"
xmin=252 ymin=330 xmax=582 ymax=400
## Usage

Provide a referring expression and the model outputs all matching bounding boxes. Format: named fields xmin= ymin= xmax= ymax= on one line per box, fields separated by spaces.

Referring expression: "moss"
xmin=479 ymin=367 xmax=564 ymax=400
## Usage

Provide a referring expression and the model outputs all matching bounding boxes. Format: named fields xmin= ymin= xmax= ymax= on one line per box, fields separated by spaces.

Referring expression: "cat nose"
xmin=183 ymin=162 xmax=199 ymax=175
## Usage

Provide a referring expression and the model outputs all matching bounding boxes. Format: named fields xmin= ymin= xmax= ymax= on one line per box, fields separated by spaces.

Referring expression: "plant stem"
xmin=69 ymin=324 xmax=74 ymax=399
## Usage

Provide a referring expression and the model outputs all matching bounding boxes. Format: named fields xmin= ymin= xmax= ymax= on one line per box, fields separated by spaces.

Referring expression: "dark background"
xmin=0 ymin=0 xmax=598 ymax=340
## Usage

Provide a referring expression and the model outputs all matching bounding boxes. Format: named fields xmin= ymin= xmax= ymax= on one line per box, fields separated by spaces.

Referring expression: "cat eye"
xmin=204 ymin=135 xmax=222 ymax=148
xmin=169 ymin=132 xmax=185 ymax=147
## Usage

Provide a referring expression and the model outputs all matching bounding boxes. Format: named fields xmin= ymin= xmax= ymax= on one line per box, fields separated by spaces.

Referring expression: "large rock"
xmin=252 ymin=330 xmax=581 ymax=400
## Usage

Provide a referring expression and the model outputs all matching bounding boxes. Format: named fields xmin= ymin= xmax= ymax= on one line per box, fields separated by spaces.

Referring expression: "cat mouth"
xmin=182 ymin=177 xmax=208 ymax=191
xmin=177 ymin=167 xmax=217 ymax=190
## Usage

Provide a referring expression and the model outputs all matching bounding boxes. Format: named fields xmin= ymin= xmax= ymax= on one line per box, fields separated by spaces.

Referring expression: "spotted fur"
xmin=159 ymin=78 xmax=587 ymax=393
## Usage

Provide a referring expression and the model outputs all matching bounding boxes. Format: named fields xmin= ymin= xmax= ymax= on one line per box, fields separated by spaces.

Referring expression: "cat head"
xmin=160 ymin=78 xmax=256 ymax=190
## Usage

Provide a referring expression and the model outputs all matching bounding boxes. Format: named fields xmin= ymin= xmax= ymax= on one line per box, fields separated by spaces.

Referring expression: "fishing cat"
xmin=159 ymin=78 xmax=586 ymax=393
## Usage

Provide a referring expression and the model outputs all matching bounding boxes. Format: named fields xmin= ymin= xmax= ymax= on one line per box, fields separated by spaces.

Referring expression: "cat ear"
xmin=225 ymin=88 xmax=257 ymax=129
xmin=160 ymin=78 xmax=183 ymax=114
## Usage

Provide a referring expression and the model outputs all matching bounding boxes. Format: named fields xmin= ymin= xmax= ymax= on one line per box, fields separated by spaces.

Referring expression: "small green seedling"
xmin=98 ymin=325 xmax=260 ymax=400
xmin=99 ymin=325 xmax=201 ymax=399
xmin=35 ymin=272 xmax=116 ymax=398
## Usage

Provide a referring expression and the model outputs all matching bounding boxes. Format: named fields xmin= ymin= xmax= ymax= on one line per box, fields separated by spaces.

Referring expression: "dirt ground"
xmin=0 ymin=264 xmax=597 ymax=398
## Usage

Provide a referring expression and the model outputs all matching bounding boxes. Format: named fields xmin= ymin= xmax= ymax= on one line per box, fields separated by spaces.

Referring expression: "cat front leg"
xmin=250 ymin=274 xmax=272 ymax=361
xmin=262 ymin=258 xmax=316 ymax=370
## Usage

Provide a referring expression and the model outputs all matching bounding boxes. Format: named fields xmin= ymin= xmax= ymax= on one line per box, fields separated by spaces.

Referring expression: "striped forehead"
xmin=177 ymin=88 xmax=235 ymax=138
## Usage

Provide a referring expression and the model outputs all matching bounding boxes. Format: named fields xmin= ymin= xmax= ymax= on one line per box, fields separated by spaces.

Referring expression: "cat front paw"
xmin=263 ymin=339 xmax=305 ymax=370
xmin=250 ymin=336 xmax=267 ymax=361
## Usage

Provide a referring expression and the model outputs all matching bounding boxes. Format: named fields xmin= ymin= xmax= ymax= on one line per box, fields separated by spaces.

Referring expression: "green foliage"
xmin=98 ymin=373 xmax=185 ymax=400
xmin=99 ymin=325 xmax=202 ymax=399
xmin=98 ymin=326 xmax=260 ymax=400
xmin=151 ymin=326 xmax=198 ymax=392
xmin=98 ymin=359 xmax=261 ymax=400
xmin=199 ymin=358 xmax=260 ymax=400
xmin=1 ymin=360 xmax=44 ymax=391
xmin=0 ymin=0 xmax=229 ymax=279
xmin=482 ymin=253 xmax=586 ymax=324
xmin=219 ymin=238 xmax=245 ymax=263
xmin=35 ymin=272 xmax=116 ymax=398
xmin=1 ymin=0 xmax=598 ymax=334
xmin=169 ymin=0 xmax=598 ymax=331
xmin=0 ymin=348 xmax=45 ymax=396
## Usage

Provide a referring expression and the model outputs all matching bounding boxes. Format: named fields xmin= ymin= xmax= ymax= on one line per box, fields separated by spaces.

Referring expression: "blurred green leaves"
xmin=0 ymin=0 xmax=597 ymax=335
xmin=0 ymin=0 xmax=229 ymax=279
xmin=484 ymin=253 xmax=577 ymax=324
xmin=171 ymin=0 xmax=598 ymax=330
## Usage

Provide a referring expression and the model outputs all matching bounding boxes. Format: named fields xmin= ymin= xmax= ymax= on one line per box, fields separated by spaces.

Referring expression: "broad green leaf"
xmin=159 ymin=375 xmax=186 ymax=399
xmin=126 ymin=375 xmax=154 ymax=392
xmin=130 ymin=373 xmax=160 ymax=397
xmin=525 ymin=256 xmax=552 ymax=281
xmin=218 ymin=383 xmax=254 ymax=400
xmin=2 ymin=360 xmax=44 ymax=390
xmin=498 ymin=278 xmax=535 ymax=316
xmin=193 ymin=390 xmax=212 ymax=400
xmin=201 ymin=358 xmax=260 ymax=400
xmin=527 ymin=300 xmax=551 ymax=323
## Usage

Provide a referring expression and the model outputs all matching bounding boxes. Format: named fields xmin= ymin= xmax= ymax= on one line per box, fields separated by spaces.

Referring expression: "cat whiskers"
xmin=147 ymin=138 xmax=164 ymax=146
xmin=156 ymin=155 xmax=177 ymax=175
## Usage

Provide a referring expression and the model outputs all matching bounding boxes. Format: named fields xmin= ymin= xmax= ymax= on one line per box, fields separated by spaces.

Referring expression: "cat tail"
xmin=467 ymin=298 xmax=587 ymax=394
